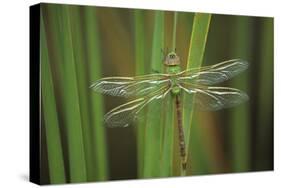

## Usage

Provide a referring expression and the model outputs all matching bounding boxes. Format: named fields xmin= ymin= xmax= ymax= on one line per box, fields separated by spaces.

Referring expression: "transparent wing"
xmin=104 ymin=84 xmax=171 ymax=127
xmin=177 ymin=59 xmax=248 ymax=85
xmin=180 ymin=84 xmax=249 ymax=111
xmin=90 ymin=74 xmax=170 ymax=98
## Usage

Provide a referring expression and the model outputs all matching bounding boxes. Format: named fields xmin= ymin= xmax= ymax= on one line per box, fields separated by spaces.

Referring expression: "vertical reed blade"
xmin=229 ymin=16 xmax=252 ymax=172
xmin=41 ymin=11 xmax=66 ymax=184
xmin=143 ymin=11 xmax=164 ymax=178
xmin=83 ymin=6 xmax=108 ymax=180
xmin=182 ymin=13 xmax=212 ymax=174
xmin=134 ymin=10 xmax=146 ymax=178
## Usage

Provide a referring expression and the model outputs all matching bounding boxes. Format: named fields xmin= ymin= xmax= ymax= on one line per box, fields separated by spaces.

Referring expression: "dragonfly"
xmin=90 ymin=52 xmax=249 ymax=170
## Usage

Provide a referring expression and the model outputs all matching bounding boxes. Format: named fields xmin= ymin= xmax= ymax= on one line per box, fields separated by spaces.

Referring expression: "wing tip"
xmin=242 ymin=92 xmax=249 ymax=102
xmin=235 ymin=59 xmax=249 ymax=69
xmin=104 ymin=120 xmax=130 ymax=128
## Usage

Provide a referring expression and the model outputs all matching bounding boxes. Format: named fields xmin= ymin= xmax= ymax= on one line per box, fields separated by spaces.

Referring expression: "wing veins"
xmin=176 ymin=59 xmax=248 ymax=85
xmin=104 ymin=84 xmax=171 ymax=127
xmin=179 ymin=83 xmax=249 ymax=111
xmin=91 ymin=74 xmax=170 ymax=97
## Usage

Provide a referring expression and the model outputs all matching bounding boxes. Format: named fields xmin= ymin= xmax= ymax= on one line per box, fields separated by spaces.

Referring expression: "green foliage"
xmin=160 ymin=94 xmax=175 ymax=176
xmin=256 ymin=18 xmax=274 ymax=170
xmin=142 ymin=11 xmax=165 ymax=178
xmin=41 ymin=13 xmax=66 ymax=184
xmin=172 ymin=12 xmax=178 ymax=50
xmin=182 ymin=13 xmax=212 ymax=174
xmin=44 ymin=4 xmax=88 ymax=182
xmin=229 ymin=16 xmax=252 ymax=172
xmin=83 ymin=6 xmax=108 ymax=180
xmin=134 ymin=9 xmax=146 ymax=177
xmin=41 ymin=4 xmax=107 ymax=183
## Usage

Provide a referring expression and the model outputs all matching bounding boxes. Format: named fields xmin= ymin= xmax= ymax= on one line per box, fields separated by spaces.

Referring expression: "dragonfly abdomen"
xmin=175 ymin=95 xmax=187 ymax=170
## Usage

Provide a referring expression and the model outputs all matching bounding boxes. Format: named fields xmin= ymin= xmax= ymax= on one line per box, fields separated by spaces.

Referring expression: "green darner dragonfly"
xmin=90 ymin=52 xmax=249 ymax=170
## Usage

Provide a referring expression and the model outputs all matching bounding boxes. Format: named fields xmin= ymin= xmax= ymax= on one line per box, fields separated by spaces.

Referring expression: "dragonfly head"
xmin=164 ymin=52 xmax=180 ymax=66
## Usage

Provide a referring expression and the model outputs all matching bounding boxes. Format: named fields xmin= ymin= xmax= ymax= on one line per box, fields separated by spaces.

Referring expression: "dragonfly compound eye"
xmin=169 ymin=54 xmax=175 ymax=59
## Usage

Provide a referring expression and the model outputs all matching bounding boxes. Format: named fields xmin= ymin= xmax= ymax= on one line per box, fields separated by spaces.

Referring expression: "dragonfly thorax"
xmin=170 ymin=77 xmax=181 ymax=95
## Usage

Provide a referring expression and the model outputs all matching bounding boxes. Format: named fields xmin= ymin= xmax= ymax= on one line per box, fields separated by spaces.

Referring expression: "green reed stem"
xmin=256 ymin=18 xmax=273 ymax=170
xmin=43 ymin=4 xmax=88 ymax=182
xmin=160 ymin=94 xmax=175 ymax=176
xmin=172 ymin=12 xmax=178 ymax=51
xmin=230 ymin=16 xmax=252 ymax=172
xmin=134 ymin=9 xmax=146 ymax=178
xmin=83 ymin=6 xmax=108 ymax=180
xmin=41 ymin=13 xmax=66 ymax=184
xmin=182 ymin=13 xmax=212 ymax=175
xmin=68 ymin=6 xmax=99 ymax=181
xmin=143 ymin=11 xmax=164 ymax=178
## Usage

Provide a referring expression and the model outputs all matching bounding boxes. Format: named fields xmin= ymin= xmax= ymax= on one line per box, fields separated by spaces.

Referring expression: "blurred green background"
xmin=39 ymin=3 xmax=273 ymax=185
